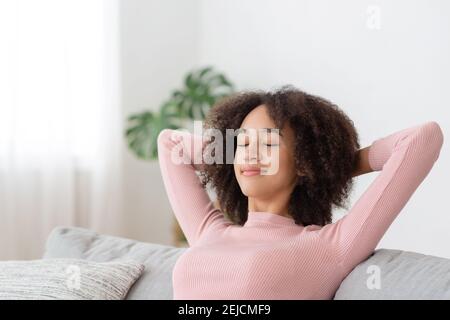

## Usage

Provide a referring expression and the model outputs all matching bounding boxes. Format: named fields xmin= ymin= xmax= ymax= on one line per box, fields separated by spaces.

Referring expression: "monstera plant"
xmin=125 ymin=66 xmax=235 ymax=160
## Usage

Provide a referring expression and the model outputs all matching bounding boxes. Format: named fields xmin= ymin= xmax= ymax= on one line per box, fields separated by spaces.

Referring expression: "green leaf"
xmin=199 ymin=66 xmax=213 ymax=78
xmin=125 ymin=66 xmax=236 ymax=160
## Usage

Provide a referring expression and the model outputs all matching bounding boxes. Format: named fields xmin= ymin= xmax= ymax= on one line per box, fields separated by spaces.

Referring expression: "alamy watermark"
xmin=366 ymin=5 xmax=382 ymax=30
xmin=366 ymin=264 xmax=381 ymax=290
xmin=66 ymin=264 xmax=81 ymax=290
xmin=169 ymin=120 xmax=281 ymax=175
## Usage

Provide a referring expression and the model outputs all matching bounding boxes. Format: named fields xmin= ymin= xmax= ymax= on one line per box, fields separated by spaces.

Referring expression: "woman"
xmin=157 ymin=85 xmax=444 ymax=299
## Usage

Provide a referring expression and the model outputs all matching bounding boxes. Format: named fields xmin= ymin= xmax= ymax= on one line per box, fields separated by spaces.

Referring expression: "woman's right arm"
xmin=157 ymin=129 xmax=229 ymax=246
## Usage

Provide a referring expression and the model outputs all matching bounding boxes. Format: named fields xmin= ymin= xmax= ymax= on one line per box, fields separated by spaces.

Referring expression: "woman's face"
xmin=233 ymin=104 xmax=299 ymax=199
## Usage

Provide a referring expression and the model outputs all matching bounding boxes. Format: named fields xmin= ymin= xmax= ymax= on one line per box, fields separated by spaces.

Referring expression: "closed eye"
xmin=237 ymin=143 xmax=279 ymax=147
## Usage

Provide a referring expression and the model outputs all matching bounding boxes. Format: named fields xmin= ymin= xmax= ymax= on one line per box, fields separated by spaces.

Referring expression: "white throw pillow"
xmin=0 ymin=258 xmax=144 ymax=300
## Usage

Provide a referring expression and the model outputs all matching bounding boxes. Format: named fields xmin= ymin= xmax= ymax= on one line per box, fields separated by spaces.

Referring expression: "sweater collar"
xmin=244 ymin=211 xmax=298 ymax=226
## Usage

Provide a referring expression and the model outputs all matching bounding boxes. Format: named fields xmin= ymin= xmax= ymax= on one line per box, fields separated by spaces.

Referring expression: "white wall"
xmin=120 ymin=0 xmax=450 ymax=257
xmin=198 ymin=0 xmax=450 ymax=257
xmin=120 ymin=0 xmax=200 ymax=245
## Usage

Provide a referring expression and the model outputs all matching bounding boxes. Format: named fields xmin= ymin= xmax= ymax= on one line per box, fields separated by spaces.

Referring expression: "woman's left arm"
xmin=318 ymin=121 xmax=444 ymax=274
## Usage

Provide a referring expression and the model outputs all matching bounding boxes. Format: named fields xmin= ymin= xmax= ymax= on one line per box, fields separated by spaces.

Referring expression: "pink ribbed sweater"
xmin=157 ymin=121 xmax=443 ymax=300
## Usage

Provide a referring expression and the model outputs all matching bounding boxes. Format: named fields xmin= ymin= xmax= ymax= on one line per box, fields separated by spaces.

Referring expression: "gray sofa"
xmin=43 ymin=226 xmax=450 ymax=300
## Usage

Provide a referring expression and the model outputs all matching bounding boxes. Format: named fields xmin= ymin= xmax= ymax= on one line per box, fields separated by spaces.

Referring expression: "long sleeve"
xmin=157 ymin=129 xmax=229 ymax=247
xmin=318 ymin=121 xmax=444 ymax=273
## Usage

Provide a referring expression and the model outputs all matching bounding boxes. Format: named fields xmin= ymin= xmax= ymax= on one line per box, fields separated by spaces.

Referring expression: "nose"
xmin=245 ymin=139 xmax=260 ymax=163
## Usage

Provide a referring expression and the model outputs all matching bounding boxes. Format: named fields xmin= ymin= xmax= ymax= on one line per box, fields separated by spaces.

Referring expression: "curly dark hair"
xmin=198 ymin=85 xmax=360 ymax=227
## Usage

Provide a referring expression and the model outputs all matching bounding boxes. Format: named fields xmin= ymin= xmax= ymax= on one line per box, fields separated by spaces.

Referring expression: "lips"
xmin=241 ymin=165 xmax=262 ymax=176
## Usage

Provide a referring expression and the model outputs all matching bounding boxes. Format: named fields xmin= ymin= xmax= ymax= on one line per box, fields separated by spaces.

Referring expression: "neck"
xmin=248 ymin=193 xmax=292 ymax=218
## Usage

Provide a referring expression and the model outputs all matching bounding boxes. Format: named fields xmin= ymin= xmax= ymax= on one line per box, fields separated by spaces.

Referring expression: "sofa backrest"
xmin=334 ymin=248 xmax=450 ymax=299
xmin=44 ymin=226 xmax=450 ymax=300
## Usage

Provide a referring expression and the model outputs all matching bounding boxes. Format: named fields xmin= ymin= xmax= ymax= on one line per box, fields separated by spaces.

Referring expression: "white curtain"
xmin=0 ymin=0 xmax=123 ymax=260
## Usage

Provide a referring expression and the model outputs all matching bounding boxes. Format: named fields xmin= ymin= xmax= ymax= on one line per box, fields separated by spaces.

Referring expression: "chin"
xmin=239 ymin=185 xmax=266 ymax=197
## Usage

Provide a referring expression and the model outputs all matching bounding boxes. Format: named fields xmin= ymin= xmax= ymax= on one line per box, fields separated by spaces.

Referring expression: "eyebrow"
xmin=235 ymin=128 xmax=283 ymax=137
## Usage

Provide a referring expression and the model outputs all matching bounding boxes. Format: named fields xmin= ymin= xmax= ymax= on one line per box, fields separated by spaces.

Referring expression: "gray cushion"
xmin=334 ymin=249 xmax=450 ymax=299
xmin=0 ymin=258 xmax=144 ymax=300
xmin=43 ymin=226 xmax=186 ymax=300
